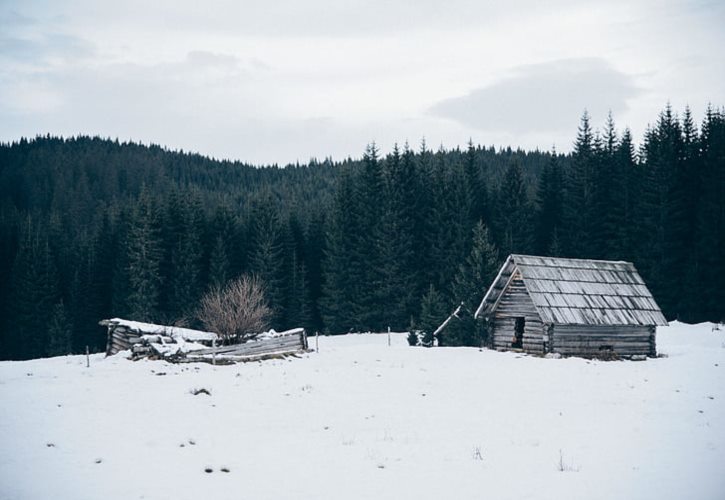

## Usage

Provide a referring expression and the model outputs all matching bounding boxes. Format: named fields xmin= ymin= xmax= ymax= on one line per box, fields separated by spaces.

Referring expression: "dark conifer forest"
xmin=1 ymin=105 xmax=723 ymax=360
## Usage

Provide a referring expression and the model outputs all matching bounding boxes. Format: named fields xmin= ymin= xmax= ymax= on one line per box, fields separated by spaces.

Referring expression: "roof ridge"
xmin=511 ymin=254 xmax=633 ymax=265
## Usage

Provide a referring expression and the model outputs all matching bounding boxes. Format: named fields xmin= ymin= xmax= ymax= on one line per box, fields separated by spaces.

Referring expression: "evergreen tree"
xmin=321 ymin=171 xmax=362 ymax=332
xmin=497 ymin=161 xmax=531 ymax=256
xmin=208 ymin=235 xmax=231 ymax=290
xmin=563 ymin=111 xmax=596 ymax=256
xmin=372 ymin=144 xmax=418 ymax=330
xmin=612 ymin=128 xmax=639 ymax=260
xmin=638 ymin=105 xmax=683 ymax=316
xmin=428 ymin=151 xmax=471 ymax=296
xmin=248 ymin=197 xmax=287 ymax=329
xmin=590 ymin=113 xmax=620 ymax=259
xmin=695 ymin=106 xmax=725 ymax=320
xmin=9 ymin=228 xmax=59 ymax=359
xmin=47 ymin=300 xmax=73 ymax=356
xmin=418 ymin=284 xmax=446 ymax=347
xmin=125 ymin=187 xmax=163 ymax=322
xmin=535 ymin=150 xmax=564 ymax=255
xmin=451 ymin=221 xmax=500 ymax=309
xmin=464 ymin=139 xmax=488 ymax=225
xmin=286 ymin=250 xmax=312 ymax=330
xmin=354 ymin=143 xmax=385 ymax=330
xmin=446 ymin=221 xmax=499 ymax=347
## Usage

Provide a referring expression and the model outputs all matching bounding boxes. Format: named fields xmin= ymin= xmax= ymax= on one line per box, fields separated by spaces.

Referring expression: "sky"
xmin=0 ymin=0 xmax=723 ymax=165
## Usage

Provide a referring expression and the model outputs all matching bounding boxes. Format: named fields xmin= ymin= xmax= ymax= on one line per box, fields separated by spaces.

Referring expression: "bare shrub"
xmin=198 ymin=275 xmax=271 ymax=344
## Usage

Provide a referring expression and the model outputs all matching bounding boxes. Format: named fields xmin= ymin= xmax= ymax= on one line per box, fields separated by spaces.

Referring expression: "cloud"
xmin=0 ymin=32 xmax=96 ymax=65
xmin=428 ymin=58 xmax=640 ymax=134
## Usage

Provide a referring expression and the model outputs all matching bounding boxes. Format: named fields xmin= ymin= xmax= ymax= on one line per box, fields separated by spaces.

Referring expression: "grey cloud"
xmin=42 ymin=0 xmax=583 ymax=38
xmin=185 ymin=50 xmax=239 ymax=67
xmin=0 ymin=32 xmax=95 ymax=64
xmin=429 ymin=58 xmax=640 ymax=134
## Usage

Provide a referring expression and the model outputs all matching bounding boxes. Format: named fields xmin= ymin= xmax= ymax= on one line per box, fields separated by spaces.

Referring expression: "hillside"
xmin=1 ymin=105 xmax=724 ymax=362
xmin=1 ymin=322 xmax=723 ymax=500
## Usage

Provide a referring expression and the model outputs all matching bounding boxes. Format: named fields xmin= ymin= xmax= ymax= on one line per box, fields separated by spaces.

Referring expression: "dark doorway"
xmin=513 ymin=317 xmax=525 ymax=348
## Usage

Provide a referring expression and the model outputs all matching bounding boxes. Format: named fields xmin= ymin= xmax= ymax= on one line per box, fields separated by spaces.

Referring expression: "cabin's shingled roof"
xmin=475 ymin=254 xmax=668 ymax=326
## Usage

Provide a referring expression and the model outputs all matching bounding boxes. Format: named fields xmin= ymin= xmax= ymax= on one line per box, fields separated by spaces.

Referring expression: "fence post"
xmin=388 ymin=326 xmax=391 ymax=347
xmin=212 ymin=338 xmax=216 ymax=366
xmin=86 ymin=346 xmax=89 ymax=368
xmin=315 ymin=331 xmax=319 ymax=353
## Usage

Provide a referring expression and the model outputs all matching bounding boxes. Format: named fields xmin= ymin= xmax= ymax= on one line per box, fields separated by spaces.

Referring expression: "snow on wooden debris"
xmin=101 ymin=318 xmax=218 ymax=343
xmin=101 ymin=318 xmax=308 ymax=363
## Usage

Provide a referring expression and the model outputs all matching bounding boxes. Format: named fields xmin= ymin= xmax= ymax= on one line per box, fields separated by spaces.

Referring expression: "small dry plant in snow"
xmin=557 ymin=449 xmax=580 ymax=472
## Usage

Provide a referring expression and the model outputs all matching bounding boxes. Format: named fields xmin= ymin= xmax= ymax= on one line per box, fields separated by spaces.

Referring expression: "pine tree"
xmin=464 ymin=139 xmax=488 ymax=225
xmin=695 ymin=106 xmax=725 ymax=320
xmin=613 ymin=128 xmax=638 ymax=260
xmin=47 ymin=300 xmax=73 ymax=356
xmin=248 ymin=197 xmax=287 ymax=329
xmin=321 ymin=170 xmax=362 ymax=333
xmin=418 ymin=284 xmax=446 ymax=347
xmin=451 ymin=221 xmax=500 ymax=309
xmin=590 ymin=113 xmax=620 ymax=259
xmin=446 ymin=221 xmax=499 ymax=347
xmin=9 ymin=228 xmax=60 ymax=359
xmin=497 ymin=161 xmax=531 ymax=256
xmin=535 ymin=150 xmax=564 ymax=254
xmin=639 ymin=105 xmax=683 ymax=316
xmin=125 ymin=187 xmax=163 ymax=322
xmin=286 ymin=250 xmax=312 ymax=330
xmin=428 ymin=151 xmax=471 ymax=297
xmin=562 ymin=111 xmax=595 ymax=256
xmin=354 ymin=143 xmax=385 ymax=330
xmin=372 ymin=144 xmax=418 ymax=330
xmin=208 ymin=235 xmax=230 ymax=289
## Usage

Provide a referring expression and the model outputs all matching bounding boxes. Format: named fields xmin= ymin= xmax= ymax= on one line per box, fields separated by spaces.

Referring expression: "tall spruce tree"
xmin=248 ymin=197 xmax=287 ymax=329
xmin=372 ymin=145 xmax=418 ymax=329
xmin=418 ymin=284 xmax=446 ymax=347
xmin=47 ymin=300 xmax=73 ymax=356
xmin=638 ymin=105 xmax=683 ymax=316
xmin=448 ymin=221 xmax=499 ymax=347
xmin=125 ymin=187 xmax=163 ymax=322
xmin=9 ymin=228 xmax=60 ymax=359
xmin=497 ymin=161 xmax=531 ymax=256
xmin=321 ymin=170 xmax=362 ymax=333
xmin=563 ymin=111 xmax=596 ymax=257
xmin=535 ymin=150 xmax=564 ymax=255
xmin=695 ymin=106 xmax=725 ymax=320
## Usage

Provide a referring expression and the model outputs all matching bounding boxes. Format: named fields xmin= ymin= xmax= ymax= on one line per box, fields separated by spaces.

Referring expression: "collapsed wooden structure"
xmin=101 ymin=318 xmax=308 ymax=363
xmin=474 ymin=255 xmax=668 ymax=358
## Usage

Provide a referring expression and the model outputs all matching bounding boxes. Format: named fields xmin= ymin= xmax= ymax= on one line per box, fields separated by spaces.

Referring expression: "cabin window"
xmin=513 ymin=317 xmax=525 ymax=348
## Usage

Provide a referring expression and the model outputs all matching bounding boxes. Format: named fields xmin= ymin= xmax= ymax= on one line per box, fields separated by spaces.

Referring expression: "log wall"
xmin=551 ymin=324 xmax=656 ymax=357
xmin=490 ymin=271 xmax=545 ymax=354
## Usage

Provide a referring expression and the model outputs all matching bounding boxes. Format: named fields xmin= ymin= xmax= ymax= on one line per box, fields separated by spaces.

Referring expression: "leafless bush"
xmin=198 ymin=274 xmax=271 ymax=344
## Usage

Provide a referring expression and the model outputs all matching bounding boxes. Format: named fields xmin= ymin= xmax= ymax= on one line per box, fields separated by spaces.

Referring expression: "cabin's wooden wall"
xmin=551 ymin=325 xmax=656 ymax=357
xmin=490 ymin=271 xmax=545 ymax=354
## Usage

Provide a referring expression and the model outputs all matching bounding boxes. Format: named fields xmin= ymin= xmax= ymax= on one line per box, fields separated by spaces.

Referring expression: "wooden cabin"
xmin=474 ymin=255 xmax=667 ymax=358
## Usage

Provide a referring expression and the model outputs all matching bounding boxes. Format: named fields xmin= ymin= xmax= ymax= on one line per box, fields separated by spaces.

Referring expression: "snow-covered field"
xmin=1 ymin=322 xmax=724 ymax=500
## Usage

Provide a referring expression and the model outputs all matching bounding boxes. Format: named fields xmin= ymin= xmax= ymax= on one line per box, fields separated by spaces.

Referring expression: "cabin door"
xmin=513 ymin=317 xmax=525 ymax=348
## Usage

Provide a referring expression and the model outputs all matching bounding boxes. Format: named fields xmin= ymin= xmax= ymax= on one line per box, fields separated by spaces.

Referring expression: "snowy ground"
xmin=1 ymin=322 xmax=724 ymax=500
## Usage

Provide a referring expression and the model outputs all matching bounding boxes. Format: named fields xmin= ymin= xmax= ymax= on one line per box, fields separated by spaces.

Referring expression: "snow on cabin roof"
xmin=474 ymin=254 xmax=668 ymax=326
xmin=100 ymin=318 xmax=218 ymax=342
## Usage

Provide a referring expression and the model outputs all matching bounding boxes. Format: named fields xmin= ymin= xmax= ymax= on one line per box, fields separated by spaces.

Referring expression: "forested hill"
xmin=1 ymin=104 xmax=724 ymax=360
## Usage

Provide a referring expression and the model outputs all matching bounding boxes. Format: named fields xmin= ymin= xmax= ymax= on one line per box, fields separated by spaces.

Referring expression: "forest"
xmin=0 ymin=104 xmax=723 ymax=360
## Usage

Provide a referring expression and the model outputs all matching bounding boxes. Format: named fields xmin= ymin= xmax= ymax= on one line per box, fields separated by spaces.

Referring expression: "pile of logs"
xmin=106 ymin=326 xmax=143 ymax=354
xmin=101 ymin=318 xmax=308 ymax=363
xmin=185 ymin=328 xmax=308 ymax=363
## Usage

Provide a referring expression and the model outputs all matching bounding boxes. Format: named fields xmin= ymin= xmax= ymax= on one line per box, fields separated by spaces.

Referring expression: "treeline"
xmin=0 ymin=104 xmax=723 ymax=359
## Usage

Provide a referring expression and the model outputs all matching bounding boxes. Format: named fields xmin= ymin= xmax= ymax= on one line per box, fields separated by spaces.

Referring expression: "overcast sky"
xmin=1 ymin=0 xmax=723 ymax=165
